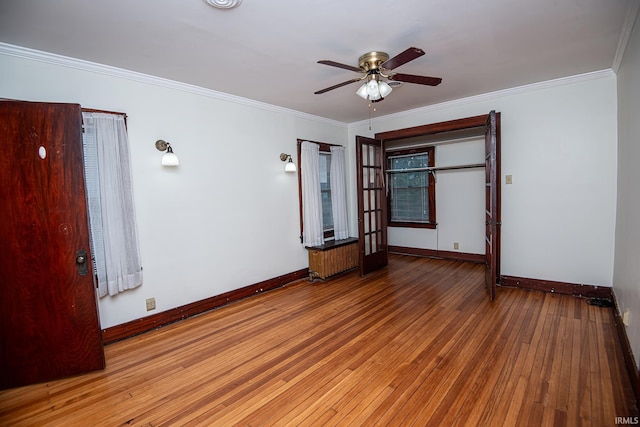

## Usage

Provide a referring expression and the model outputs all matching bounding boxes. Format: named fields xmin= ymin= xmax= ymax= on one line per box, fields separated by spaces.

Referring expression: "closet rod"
xmin=387 ymin=163 xmax=485 ymax=174
xmin=429 ymin=163 xmax=485 ymax=172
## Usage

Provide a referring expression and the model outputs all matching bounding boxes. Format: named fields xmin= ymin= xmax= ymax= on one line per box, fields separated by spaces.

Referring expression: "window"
xmin=82 ymin=111 xmax=143 ymax=297
xmin=319 ymin=152 xmax=334 ymax=235
xmin=386 ymin=146 xmax=436 ymax=228
xmin=297 ymin=139 xmax=349 ymax=245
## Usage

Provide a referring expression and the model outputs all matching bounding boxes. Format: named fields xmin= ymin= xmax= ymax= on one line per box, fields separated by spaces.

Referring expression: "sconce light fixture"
xmin=155 ymin=140 xmax=179 ymax=167
xmin=280 ymin=153 xmax=297 ymax=173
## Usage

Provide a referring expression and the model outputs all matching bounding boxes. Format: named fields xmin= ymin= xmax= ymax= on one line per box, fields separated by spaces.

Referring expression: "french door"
xmin=484 ymin=111 xmax=501 ymax=300
xmin=356 ymin=136 xmax=388 ymax=275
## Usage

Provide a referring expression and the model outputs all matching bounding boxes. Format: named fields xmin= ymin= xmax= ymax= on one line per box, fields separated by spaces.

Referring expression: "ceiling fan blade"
xmin=314 ymin=78 xmax=363 ymax=94
xmin=317 ymin=60 xmax=363 ymax=73
xmin=390 ymin=73 xmax=442 ymax=86
xmin=381 ymin=47 xmax=425 ymax=70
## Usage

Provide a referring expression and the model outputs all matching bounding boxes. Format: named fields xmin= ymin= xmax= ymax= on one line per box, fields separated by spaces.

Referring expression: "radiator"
xmin=306 ymin=238 xmax=359 ymax=281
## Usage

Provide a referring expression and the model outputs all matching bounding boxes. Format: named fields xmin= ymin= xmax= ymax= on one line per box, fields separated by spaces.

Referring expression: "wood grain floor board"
xmin=0 ymin=255 xmax=636 ymax=426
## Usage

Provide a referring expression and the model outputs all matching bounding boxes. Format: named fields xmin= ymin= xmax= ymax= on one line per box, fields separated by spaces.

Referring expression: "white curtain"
xmin=301 ymin=141 xmax=324 ymax=247
xmin=82 ymin=112 xmax=143 ymax=297
xmin=330 ymin=146 xmax=349 ymax=240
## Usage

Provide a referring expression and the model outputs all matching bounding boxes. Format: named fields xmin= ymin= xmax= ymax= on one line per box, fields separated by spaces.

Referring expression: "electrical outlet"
xmin=622 ymin=309 xmax=631 ymax=327
xmin=146 ymin=297 xmax=156 ymax=311
xmin=453 ymin=242 xmax=459 ymax=250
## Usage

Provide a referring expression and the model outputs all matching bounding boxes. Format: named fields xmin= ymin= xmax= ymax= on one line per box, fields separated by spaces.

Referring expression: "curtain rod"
xmin=429 ymin=163 xmax=485 ymax=172
xmin=81 ymin=107 xmax=127 ymax=118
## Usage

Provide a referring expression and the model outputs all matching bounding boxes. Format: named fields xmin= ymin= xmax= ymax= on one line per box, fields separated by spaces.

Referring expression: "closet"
xmin=363 ymin=112 xmax=501 ymax=300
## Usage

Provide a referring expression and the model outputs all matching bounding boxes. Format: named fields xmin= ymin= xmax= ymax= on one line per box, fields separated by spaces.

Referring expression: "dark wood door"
xmin=0 ymin=101 xmax=105 ymax=389
xmin=484 ymin=111 xmax=501 ymax=300
xmin=356 ymin=136 xmax=388 ymax=275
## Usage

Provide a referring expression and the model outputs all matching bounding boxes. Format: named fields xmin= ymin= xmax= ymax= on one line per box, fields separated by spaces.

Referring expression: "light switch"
xmin=506 ymin=175 xmax=513 ymax=185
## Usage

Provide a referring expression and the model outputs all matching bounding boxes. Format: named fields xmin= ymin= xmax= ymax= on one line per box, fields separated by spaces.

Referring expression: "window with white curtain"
xmin=82 ymin=111 xmax=143 ymax=297
xmin=298 ymin=139 xmax=349 ymax=246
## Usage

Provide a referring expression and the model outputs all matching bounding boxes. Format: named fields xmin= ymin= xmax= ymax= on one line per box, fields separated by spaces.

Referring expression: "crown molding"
xmin=350 ymin=69 xmax=616 ymax=128
xmin=0 ymin=42 xmax=347 ymax=128
xmin=0 ymin=42 xmax=618 ymax=130
xmin=612 ymin=1 xmax=640 ymax=73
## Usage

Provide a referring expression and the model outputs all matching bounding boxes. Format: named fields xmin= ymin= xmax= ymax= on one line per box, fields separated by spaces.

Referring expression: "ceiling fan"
xmin=314 ymin=47 xmax=442 ymax=102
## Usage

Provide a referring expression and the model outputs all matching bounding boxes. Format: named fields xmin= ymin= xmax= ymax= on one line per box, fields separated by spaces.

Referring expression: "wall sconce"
xmin=280 ymin=153 xmax=297 ymax=173
xmin=155 ymin=140 xmax=179 ymax=167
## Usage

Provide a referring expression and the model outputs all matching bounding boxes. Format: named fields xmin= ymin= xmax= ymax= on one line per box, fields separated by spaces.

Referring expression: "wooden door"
xmin=0 ymin=101 xmax=105 ymax=389
xmin=484 ymin=111 xmax=501 ymax=300
xmin=356 ymin=136 xmax=388 ymax=275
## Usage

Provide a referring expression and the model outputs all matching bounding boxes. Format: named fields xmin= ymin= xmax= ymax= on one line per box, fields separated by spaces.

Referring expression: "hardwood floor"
xmin=1 ymin=255 xmax=637 ymax=426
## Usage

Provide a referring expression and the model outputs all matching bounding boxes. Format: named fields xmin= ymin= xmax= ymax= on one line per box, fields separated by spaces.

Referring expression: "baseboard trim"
xmin=388 ymin=246 xmax=484 ymax=263
xmin=500 ymin=275 xmax=612 ymax=299
xmin=501 ymin=275 xmax=639 ymax=404
xmin=611 ymin=291 xmax=640 ymax=405
xmin=101 ymin=268 xmax=308 ymax=345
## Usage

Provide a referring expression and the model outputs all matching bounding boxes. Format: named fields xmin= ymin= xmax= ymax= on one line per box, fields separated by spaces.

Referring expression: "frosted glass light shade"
xmin=356 ymin=83 xmax=368 ymax=99
xmin=366 ymin=80 xmax=381 ymax=100
xmin=161 ymin=152 xmax=180 ymax=166
xmin=357 ymin=79 xmax=392 ymax=101
xmin=285 ymin=159 xmax=297 ymax=173
xmin=378 ymin=80 xmax=393 ymax=97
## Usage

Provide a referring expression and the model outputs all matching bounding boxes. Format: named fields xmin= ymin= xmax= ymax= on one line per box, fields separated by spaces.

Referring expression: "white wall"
xmin=348 ymin=72 xmax=618 ymax=287
xmin=0 ymin=47 xmax=347 ymax=329
xmin=614 ymin=14 xmax=640 ymax=369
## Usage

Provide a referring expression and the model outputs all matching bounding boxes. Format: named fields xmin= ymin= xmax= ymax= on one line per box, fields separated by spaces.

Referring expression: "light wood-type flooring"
xmin=1 ymin=255 xmax=637 ymax=426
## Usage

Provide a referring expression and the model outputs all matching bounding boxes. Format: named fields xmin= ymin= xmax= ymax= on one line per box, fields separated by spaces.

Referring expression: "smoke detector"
xmin=203 ymin=0 xmax=242 ymax=9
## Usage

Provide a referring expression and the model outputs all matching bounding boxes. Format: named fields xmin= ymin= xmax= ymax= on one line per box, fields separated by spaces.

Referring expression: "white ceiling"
xmin=0 ymin=0 xmax=636 ymax=123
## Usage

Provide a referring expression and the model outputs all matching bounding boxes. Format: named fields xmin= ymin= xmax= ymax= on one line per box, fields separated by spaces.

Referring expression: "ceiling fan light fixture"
xmin=356 ymin=77 xmax=392 ymax=101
